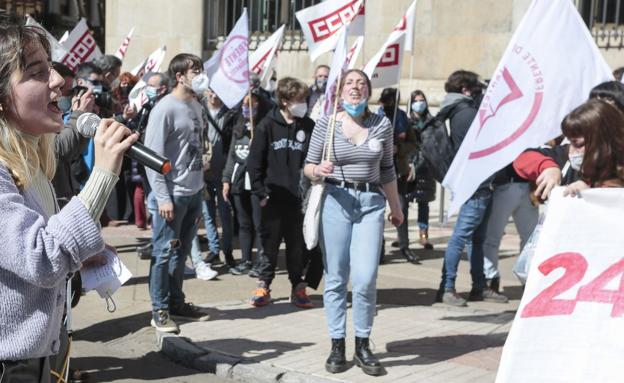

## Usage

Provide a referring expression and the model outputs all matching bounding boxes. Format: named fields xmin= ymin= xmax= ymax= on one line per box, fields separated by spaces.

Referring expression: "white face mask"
xmin=569 ymin=153 xmax=583 ymax=171
xmin=191 ymin=73 xmax=210 ymax=96
xmin=288 ymin=102 xmax=308 ymax=118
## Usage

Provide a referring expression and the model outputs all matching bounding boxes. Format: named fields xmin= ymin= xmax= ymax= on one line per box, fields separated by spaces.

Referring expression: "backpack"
xmin=419 ymin=116 xmax=454 ymax=183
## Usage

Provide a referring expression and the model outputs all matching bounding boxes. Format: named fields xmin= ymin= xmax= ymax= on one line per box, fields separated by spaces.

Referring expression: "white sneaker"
xmin=195 ymin=263 xmax=218 ymax=281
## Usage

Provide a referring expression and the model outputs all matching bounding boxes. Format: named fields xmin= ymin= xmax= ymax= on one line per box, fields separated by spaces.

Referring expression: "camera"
xmin=73 ymin=83 xmax=113 ymax=111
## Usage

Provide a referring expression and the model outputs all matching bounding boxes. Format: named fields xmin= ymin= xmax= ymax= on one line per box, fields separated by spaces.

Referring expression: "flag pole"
xmin=327 ymin=70 xmax=343 ymax=162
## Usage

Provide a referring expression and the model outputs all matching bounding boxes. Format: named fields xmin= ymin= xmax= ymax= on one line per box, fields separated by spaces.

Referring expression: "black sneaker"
xmin=136 ymin=243 xmax=152 ymax=260
xmin=150 ymin=310 xmax=179 ymax=333
xmin=204 ymin=252 xmax=221 ymax=265
xmin=469 ymin=287 xmax=509 ymax=303
xmin=248 ymin=265 xmax=261 ymax=278
xmin=170 ymin=302 xmax=210 ymax=322
xmin=230 ymin=261 xmax=252 ymax=275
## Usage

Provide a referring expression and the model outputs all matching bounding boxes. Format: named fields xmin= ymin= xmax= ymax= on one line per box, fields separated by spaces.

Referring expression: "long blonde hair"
xmin=0 ymin=23 xmax=57 ymax=189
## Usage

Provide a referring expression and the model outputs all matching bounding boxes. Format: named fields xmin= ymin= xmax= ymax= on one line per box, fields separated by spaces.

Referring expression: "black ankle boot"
xmin=354 ymin=337 xmax=383 ymax=376
xmin=325 ymin=338 xmax=347 ymax=373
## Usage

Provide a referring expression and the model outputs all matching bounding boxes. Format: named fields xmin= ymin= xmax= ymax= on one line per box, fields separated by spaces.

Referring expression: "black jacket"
xmin=436 ymin=94 xmax=493 ymax=190
xmin=247 ymin=107 xmax=314 ymax=202
xmin=222 ymin=97 xmax=273 ymax=194
xmin=534 ymin=144 xmax=580 ymax=185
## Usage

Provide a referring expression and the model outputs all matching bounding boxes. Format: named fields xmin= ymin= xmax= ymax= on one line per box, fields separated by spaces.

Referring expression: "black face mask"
xmin=120 ymin=85 xmax=131 ymax=98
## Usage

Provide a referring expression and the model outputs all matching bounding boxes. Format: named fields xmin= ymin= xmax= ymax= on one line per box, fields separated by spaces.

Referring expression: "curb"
xmin=156 ymin=331 xmax=340 ymax=383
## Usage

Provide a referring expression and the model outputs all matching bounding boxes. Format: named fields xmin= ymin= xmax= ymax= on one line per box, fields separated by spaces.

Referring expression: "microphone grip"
xmin=125 ymin=142 xmax=171 ymax=175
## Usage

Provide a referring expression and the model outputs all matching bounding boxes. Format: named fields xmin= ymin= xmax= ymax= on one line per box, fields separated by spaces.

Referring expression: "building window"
xmin=577 ymin=0 xmax=624 ymax=49
xmin=204 ymin=0 xmax=323 ymax=53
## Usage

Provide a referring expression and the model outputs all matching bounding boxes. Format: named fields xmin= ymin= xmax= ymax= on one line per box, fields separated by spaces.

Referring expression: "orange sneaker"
xmin=291 ymin=283 xmax=314 ymax=309
xmin=250 ymin=287 xmax=271 ymax=307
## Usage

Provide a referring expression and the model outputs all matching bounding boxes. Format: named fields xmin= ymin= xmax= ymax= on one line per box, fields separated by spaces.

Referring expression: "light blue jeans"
xmin=321 ymin=184 xmax=386 ymax=339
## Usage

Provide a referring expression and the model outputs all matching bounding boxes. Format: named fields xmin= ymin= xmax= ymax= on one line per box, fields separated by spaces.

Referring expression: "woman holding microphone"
xmin=0 ymin=22 xmax=137 ymax=381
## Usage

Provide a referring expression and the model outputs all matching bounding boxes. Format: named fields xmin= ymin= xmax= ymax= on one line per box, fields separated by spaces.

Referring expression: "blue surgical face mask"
xmin=411 ymin=100 xmax=426 ymax=114
xmin=342 ymin=100 xmax=367 ymax=117
xmin=145 ymin=86 xmax=158 ymax=101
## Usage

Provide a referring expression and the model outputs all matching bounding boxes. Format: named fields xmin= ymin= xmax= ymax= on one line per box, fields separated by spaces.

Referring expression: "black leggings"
xmin=233 ymin=191 xmax=263 ymax=263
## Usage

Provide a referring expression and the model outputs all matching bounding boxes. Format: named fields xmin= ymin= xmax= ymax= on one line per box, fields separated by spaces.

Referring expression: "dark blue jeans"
xmin=149 ymin=191 xmax=202 ymax=312
xmin=440 ymin=189 xmax=492 ymax=291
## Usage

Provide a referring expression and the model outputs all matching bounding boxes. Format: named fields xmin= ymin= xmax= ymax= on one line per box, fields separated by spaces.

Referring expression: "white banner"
xmin=296 ymin=0 xmax=364 ymax=61
xmin=114 ymin=27 xmax=135 ymax=60
xmin=25 ymin=16 xmax=68 ymax=63
xmin=128 ymin=45 xmax=167 ymax=111
xmin=206 ymin=9 xmax=250 ymax=109
xmin=442 ymin=0 xmax=613 ymax=217
xmin=60 ymin=18 xmax=103 ymax=71
xmin=496 ymin=188 xmax=624 ymax=383
xmin=363 ymin=32 xmax=405 ymax=89
xmin=250 ymin=25 xmax=285 ymax=86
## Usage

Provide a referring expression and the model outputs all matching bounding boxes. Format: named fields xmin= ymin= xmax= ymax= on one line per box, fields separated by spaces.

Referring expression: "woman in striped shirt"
xmin=304 ymin=69 xmax=403 ymax=376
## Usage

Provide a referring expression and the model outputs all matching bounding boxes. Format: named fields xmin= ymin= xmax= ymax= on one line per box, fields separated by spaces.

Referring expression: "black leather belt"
xmin=325 ymin=178 xmax=383 ymax=193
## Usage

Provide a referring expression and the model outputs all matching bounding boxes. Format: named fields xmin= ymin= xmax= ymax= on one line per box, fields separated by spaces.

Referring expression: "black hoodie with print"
xmin=247 ymin=106 xmax=314 ymax=202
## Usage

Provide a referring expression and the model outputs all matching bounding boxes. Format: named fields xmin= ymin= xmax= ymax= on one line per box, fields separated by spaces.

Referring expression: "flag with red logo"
xmin=114 ymin=27 xmax=135 ymax=60
xmin=296 ymin=0 xmax=365 ymax=61
xmin=442 ymin=0 xmax=613 ymax=217
xmin=60 ymin=18 xmax=103 ymax=71
xmin=249 ymin=25 xmax=285 ymax=86
xmin=25 ymin=16 xmax=68 ymax=63
xmin=128 ymin=45 xmax=167 ymax=111
xmin=205 ymin=9 xmax=250 ymax=109
xmin=363 ymin=33 xmax=405 ymax=89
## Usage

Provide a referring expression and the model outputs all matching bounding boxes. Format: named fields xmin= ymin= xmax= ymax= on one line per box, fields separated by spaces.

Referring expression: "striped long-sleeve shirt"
xmin=306 ymin=112 xmax=396 ymax=185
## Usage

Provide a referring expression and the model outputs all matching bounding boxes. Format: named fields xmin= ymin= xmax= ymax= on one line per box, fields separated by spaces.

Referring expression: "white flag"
xmin=322 ymin=26 xmax=350 ymax=116
xmin=347 ymin=36 xmax=364 ymax=70
xmin=400 ymin=0 xmax=417 ymax=52
xmin=442 ymin=0 xmax=613 ymax=217
xmin=114 ymin=27 xmax=135 ymax=60
xmin=250 ymin=25 xmax=285 ymax=85
xmin=128 ymin=45 xmax=167 ymax=111
xmin=60 ymin=18 xmax=103 ymax=71
xmin=363 ymin=32 xmax=405 ymax=89
xmin=206 ymin=9 xmax=249 ymax=109
xmin=25 ymin=16 xmax=68 ymax=63
xmin=130 ymin=45 xmax=166 ymax=78
xmin=296 ymin=0 xmax=365 ymax=61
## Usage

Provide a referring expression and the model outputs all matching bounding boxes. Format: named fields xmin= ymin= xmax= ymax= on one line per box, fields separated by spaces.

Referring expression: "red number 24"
xmin=521 ymin=252 xmax=624 ymax=318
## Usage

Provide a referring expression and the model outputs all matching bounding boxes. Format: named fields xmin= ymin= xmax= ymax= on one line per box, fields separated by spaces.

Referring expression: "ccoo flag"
xmin=60 ymin=18 xmax=103 ymax=71
xmin=128 ymin=45 xmax=167 ymax=111
xmin=442 ymin=0 xmax=613 ymax=217
xmin=206 ymin=9 xmax=249 ymax=109
xmin=296 ymin=0 xmax=365 ymax=61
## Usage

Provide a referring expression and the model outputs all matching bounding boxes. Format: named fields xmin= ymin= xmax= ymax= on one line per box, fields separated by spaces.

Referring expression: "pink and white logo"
xmin=220 ymin=36 xmax=249 ymax=84
xmin=468 ymin=44 xmax=544 ymax=160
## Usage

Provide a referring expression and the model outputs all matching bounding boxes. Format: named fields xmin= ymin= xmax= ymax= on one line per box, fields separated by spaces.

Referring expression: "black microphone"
xmin=76 ymin=113 xmax=171 ymax=175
